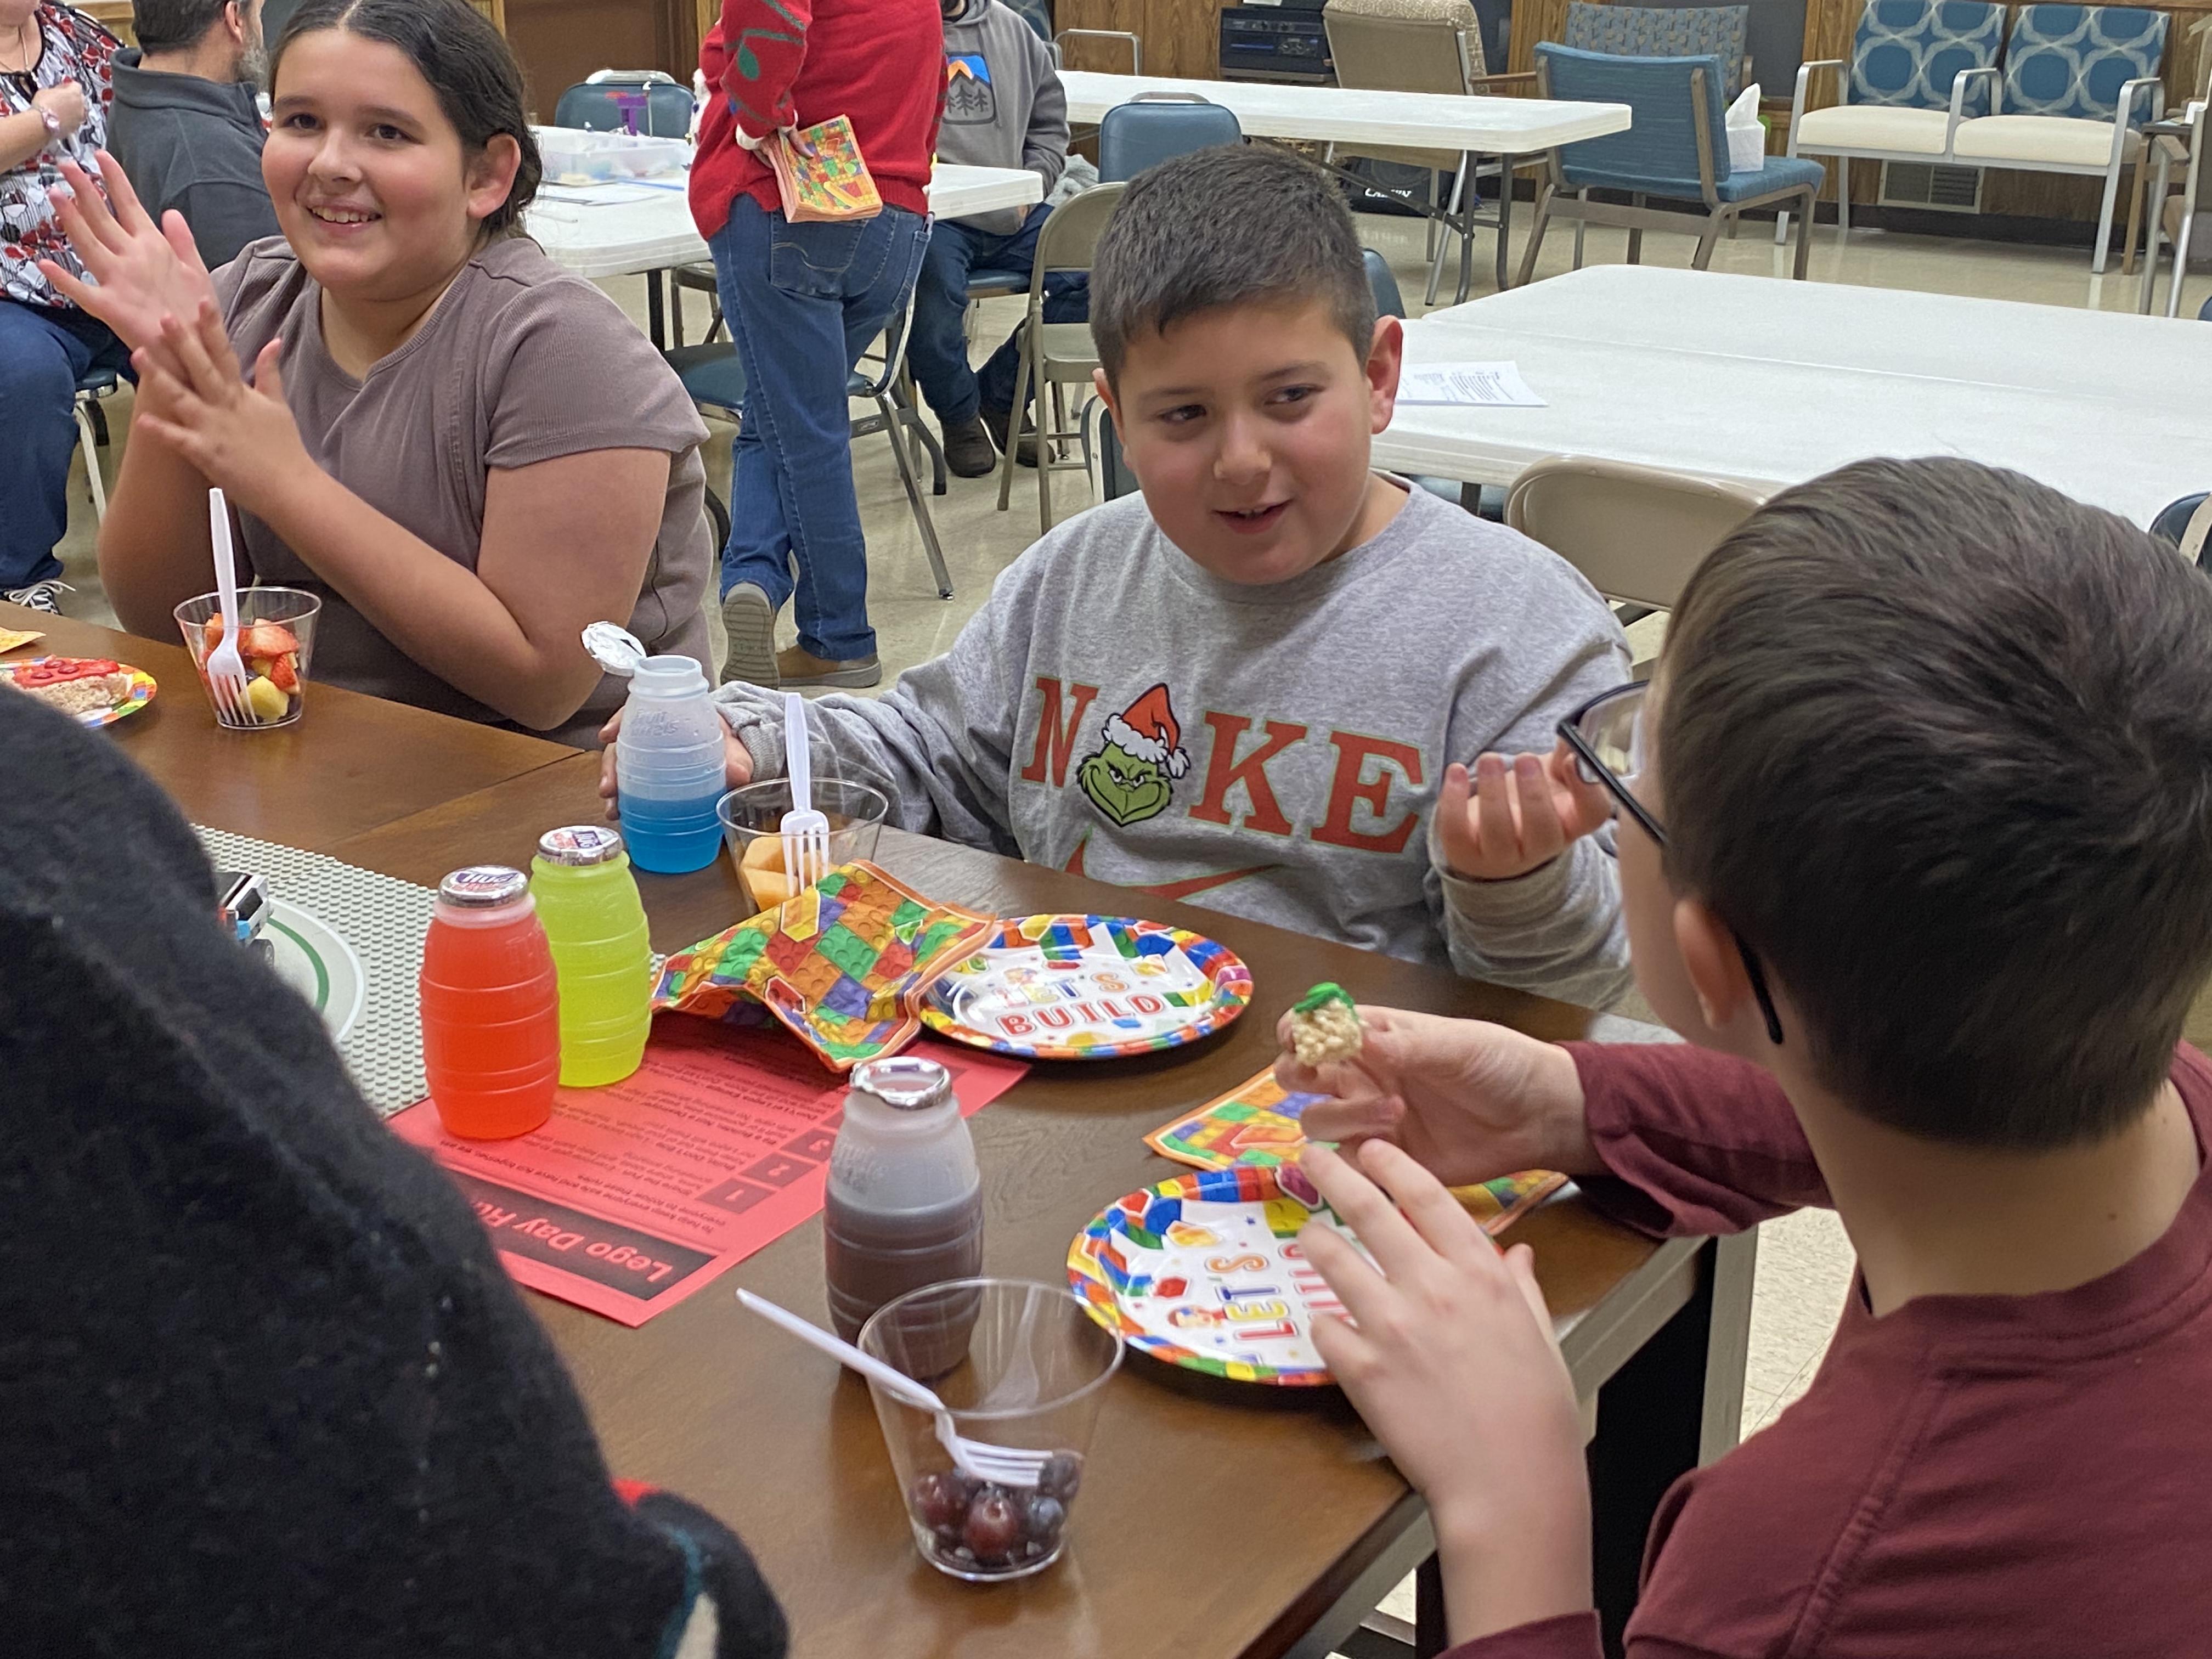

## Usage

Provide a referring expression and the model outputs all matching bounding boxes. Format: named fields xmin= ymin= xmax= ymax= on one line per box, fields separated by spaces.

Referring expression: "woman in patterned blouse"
xmin=0 ymin=0 xmax=123 ymax=615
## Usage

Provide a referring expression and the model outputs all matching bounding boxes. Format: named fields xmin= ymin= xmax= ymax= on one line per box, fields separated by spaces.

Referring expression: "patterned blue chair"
xmin=1519 ymin=44 xmax=1826 ymax=280
xmin=1779 ymin=0 xmax=2005 ymax=243
xmin=1562 ymin=2 xmax=1751 ymax=100
xmin=1951 ymin=4 xmax=2168 ymax=272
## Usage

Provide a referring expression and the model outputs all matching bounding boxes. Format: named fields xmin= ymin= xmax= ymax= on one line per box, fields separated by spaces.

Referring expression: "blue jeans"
xmin=0 ymin=299 xmax=129 ymax=590
xmin=710 ymin=196 xmax=929 ymax=662
xmin=904 ymin=203 xmax=1091 ymax=424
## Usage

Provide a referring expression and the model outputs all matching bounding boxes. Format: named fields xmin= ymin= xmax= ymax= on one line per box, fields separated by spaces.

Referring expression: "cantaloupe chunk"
xmin=740 ymin=833 xmax=794 ymax=910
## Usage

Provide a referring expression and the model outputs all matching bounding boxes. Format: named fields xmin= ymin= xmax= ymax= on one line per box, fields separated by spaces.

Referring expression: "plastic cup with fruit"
xmin=716 ymin=776 xmax=888 ymax=912
xmin=174 ymin=586 xmax=321 ymax=730
xmin=859 ymin=1278 xmax=1122 ymax=1583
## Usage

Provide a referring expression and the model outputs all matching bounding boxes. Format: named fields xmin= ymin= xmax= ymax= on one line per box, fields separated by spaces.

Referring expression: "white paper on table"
xmin=1396 ymin=361 xmax=1547 ymax=408
xmin=534 ymin=182 xmax=665 ymax=205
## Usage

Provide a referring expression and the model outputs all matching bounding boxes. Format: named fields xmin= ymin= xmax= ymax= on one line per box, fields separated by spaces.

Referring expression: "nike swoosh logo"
xmin=1136 ymin=864 xmax=1282 ymax=901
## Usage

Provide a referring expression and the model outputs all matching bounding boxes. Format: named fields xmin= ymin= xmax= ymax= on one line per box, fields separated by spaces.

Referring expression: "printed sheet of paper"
xmin=391 ymin=1019 xmax=1025 ymax=1326
xmin=1396 ymin=360 xmax=1547 ymax=408
xmin=1146 ymin=1065 xmax=1566 ymax=1235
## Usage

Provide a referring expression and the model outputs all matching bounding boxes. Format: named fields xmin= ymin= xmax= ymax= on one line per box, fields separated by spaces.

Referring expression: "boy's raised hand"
xmin=1276 ymin=1005 xmax=1597 ymax=1187
xmin=1435 ymin=742 xmax=1612 ymax=882
xmin=597 ymin=709 xmax=755 ymax=822
xmin=1298 ymin=1141 xmax=1592 ymax=1644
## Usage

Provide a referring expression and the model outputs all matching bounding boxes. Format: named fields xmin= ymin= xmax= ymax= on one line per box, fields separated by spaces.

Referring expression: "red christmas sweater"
xmin=690 ymin=0 xmax=945 ymax=238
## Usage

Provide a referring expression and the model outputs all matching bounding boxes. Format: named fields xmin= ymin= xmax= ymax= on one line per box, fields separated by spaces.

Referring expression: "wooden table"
xmin=53 ymin=622 xmax=1754 ymax=1659
xmin=3 ymin=607 xmax=573 ymax=851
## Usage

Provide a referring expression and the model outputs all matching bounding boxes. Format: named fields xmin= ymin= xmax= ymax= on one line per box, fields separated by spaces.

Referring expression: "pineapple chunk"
xmin=245 ymin=674 xmax=291 ymax=723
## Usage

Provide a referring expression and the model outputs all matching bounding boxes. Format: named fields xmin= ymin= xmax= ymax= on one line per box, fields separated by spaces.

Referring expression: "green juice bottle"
xmin=529 ymin=825 xmax=653 ymax=1087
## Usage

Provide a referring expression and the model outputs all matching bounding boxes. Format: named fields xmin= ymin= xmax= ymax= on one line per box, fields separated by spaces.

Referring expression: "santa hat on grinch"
xmin=1102 ymin=684 xmax=1190 ymax=779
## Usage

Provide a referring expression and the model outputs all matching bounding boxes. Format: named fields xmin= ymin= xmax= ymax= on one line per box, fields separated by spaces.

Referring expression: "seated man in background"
xmin=107 ymin=0 xmax=278 ymax=270
xmin=904 ymin=0 xmax=1071 ymax=477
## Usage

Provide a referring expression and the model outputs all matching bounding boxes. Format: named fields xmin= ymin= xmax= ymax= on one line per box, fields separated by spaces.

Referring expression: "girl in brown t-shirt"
xmin=43 ymin=0 xmax=712 ymax=744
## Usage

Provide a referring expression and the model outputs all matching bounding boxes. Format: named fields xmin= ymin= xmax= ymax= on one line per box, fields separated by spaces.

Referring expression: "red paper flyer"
xmin=390 ymin=1019 xmax=1026 ymax=1326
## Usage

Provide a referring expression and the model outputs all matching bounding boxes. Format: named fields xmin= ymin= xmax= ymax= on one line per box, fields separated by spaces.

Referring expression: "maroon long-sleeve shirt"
xmin=1446 ymin=1041 xmax=2212 ymax=1659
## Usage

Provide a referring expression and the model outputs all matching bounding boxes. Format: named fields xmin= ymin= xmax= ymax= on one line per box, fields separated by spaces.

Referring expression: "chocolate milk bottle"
xmin=823 ymin=1057 xmax=984 ymax=1367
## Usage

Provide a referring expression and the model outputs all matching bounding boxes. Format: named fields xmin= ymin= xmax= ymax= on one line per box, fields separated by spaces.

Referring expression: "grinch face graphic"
xmin=1077 ymin=684 xmax=1190 ymax=828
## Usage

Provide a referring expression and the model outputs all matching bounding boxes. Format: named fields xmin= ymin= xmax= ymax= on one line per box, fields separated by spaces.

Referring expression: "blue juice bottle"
xmin=614 ymin=654 xmax=727 ymax=874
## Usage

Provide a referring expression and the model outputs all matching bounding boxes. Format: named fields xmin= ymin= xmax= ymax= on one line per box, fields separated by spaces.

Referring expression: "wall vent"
xmin=1878 ymin=161 xmax=1985 ymax=212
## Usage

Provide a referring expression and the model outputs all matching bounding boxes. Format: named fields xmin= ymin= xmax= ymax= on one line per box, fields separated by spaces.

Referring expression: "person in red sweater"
xmin=1277 ymin=456 xmax=2212 ymax=1658
xmin=690 ymin=0 xmax=942 ymax=690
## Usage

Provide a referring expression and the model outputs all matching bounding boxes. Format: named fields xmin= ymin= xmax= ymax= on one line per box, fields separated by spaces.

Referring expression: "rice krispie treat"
xmin=1288 ymin=982 xmax=1362 ymax=1067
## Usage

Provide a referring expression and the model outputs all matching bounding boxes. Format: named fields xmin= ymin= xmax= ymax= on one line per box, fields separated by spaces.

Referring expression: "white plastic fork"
xmin=204 ymin=488 xmax=252 ymax=725
xmin=780 ymin=690 xmax=832 ymax=891
xmin=737 ymin=1289 xmax=1050 ymax=1489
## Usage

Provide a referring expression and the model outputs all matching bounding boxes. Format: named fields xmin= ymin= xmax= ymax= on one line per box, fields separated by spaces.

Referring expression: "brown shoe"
xmin=979 ymin=403 xmax=1039 ymax=469
xmin=941 ymin=416 xmax=997 ymax=478
xmin=776 ymin=645 xmax=882 ymax=689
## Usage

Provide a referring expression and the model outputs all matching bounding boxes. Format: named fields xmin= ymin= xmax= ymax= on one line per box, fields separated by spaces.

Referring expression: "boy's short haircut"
xmin=1090 ymin=144 xmax=1377 ymax=383
xmin=1661 ymin=457 xmax=2212 ymax=1150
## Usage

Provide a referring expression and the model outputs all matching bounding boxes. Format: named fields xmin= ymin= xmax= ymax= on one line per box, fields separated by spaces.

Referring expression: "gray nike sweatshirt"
xmin=710 ymin=483 xmax=1636 ymax=1010
xmin=938 ymin=0 xmax=1068 ymax=235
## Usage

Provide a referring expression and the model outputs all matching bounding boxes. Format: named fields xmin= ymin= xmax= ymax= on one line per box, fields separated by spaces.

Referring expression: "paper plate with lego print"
xmin=1068 ymin=1164 xmax=1370 ymax=1385
xmin=0 ymin=656 xmax=157 ymax=726
xmin=919 ymin=913 xmax=1252 ymax=1060
xmin=266 ymin=899 xmax=366 ymax=1045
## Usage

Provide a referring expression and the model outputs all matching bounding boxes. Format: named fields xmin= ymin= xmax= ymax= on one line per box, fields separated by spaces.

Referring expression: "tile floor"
xmin=42 ymin=208 xmax=2210 ymax=1639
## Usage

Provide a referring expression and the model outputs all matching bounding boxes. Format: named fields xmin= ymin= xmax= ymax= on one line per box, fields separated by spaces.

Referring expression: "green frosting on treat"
xmin=1292 ymin=981 xmax=1356 ymax=1017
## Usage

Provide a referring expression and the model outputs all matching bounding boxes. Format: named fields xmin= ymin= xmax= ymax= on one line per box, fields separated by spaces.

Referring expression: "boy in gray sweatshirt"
xmin=905 ymin=0 xmax=1073 ymax=476
xmin=607 ymin=148 xmax=1633 ymax=1008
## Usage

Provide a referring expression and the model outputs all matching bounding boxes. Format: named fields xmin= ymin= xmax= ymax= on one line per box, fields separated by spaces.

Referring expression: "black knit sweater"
xmin=0 ymin=691 xmax=786 ymax=1657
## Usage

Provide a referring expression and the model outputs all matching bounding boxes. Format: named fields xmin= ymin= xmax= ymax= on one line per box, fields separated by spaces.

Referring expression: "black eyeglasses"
xmin=1556 ymin=683 xmax=1784 ymax=1047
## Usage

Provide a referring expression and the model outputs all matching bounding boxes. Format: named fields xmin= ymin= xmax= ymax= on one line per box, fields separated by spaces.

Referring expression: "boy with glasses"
xmin=1279 ymin=456 xmax=2212 ymax=1656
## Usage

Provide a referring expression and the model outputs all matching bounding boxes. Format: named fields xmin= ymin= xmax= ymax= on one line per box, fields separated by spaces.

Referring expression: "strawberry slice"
xmin=239 ymin=620 xmax=301 ymax=658
xmin=266 ymin=652 xmax=299 ymax=692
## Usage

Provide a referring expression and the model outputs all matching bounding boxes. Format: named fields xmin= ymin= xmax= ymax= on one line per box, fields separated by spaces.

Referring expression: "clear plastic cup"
xmin=858 ymin=1278 xmax=1122 ymax=1583
xmin=174 ymin=587 xmax=323 ymax=730
xmin=716 ymin=777 xmax=889 ymax=912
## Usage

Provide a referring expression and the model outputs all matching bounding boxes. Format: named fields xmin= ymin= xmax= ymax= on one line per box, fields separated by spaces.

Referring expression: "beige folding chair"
xmin=1505 ymin=456 xmax=1767 ymax=611
xmin=996 ymin=182 xmax=1127 ymax=532
xmin=1322 ymin=0 xmax=1538 ymax=302
xmin=2138 ymin=102 xmax=2209 ymax=317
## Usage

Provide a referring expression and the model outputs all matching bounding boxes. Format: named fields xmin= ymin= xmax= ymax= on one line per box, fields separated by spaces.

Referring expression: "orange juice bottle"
xmin=419 ymin=866 xmax=561 ymax=1139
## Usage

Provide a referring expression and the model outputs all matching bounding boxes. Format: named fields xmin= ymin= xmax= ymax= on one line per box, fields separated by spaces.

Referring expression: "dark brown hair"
xmin=1659 ymin=457 xmax=2212 ymax=1149
xmin=271 ymin=0 xmax=542 ymax=237
xmin=1090 ymin=144 xmax=1375 ymax=383
xmin=132 ymin=0 xmax=238 ymax=54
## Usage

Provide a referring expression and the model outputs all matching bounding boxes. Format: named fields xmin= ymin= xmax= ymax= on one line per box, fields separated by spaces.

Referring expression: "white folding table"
xmin=1058 ymin=71 xmax=1629 ymax=154
xmin=1059 ymin=71 xmax=1632 ymax=299
xmin=525 ymin=163 xmax=1044 ymax=341
xmin=1370 ymin=265 xmax=2212 ymax=529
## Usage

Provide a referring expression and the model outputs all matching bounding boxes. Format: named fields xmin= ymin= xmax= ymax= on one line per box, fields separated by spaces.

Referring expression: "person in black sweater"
xmin=0 ymin=686 xmax=787 ymax=1656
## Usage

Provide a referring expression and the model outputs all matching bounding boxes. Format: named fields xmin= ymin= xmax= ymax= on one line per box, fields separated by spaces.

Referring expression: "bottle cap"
xmin=851 ymin=1056 xmax=953 ymax=1113
xmin=537 ymin=825 xmax=626 ymax=866
xmin=628 ymin=654 xmax=709 ymax=696
xmin=582 ymin=620 xmax=648 ymax=676
xmin=439 ymin=865 xmax=529 ymax=907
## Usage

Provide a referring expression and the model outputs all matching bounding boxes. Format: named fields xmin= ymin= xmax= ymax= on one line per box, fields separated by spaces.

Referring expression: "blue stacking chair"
xmin=1518 ymin=44 xmax=1826 ymax=282
xmin=1097 ymin=95 xmax=1244 ymax=181
xmin=552 ymin=73 xmax=694 ymax=138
